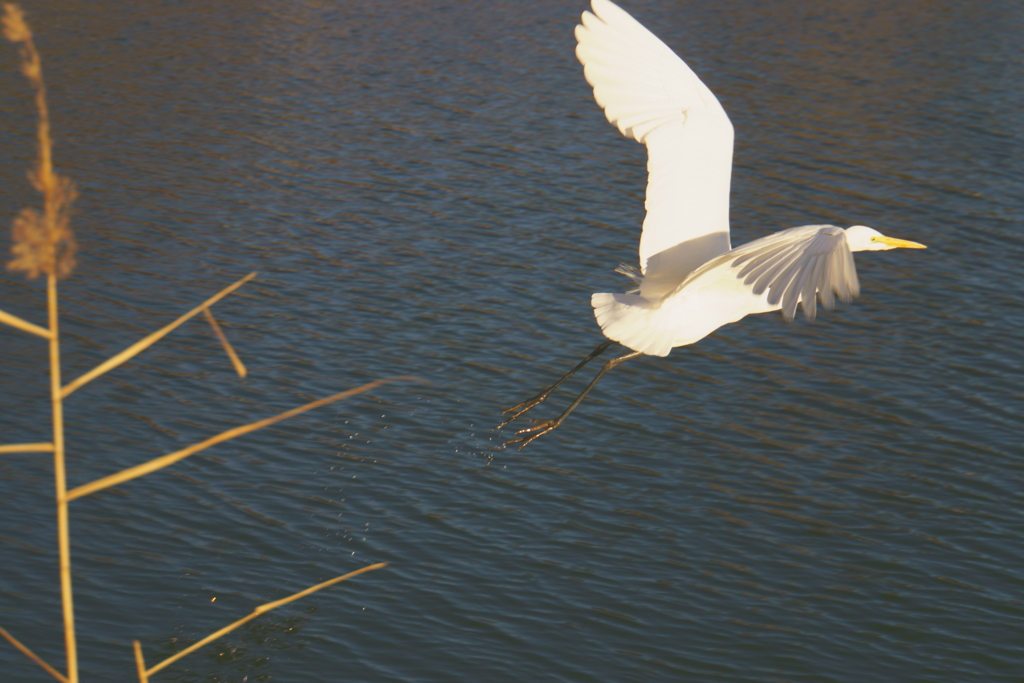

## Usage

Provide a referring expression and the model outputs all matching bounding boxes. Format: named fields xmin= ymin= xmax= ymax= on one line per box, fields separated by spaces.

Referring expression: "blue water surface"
xmin=2 ymin=1 xmax=1023 ymax=681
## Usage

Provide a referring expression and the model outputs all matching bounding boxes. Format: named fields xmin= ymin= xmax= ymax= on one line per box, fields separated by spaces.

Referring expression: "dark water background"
xmin=2 ymin=0 xmax=1023 ymax=681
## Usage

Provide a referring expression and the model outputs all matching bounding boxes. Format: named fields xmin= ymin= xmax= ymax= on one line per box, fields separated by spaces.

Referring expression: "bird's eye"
xmin=870 ymin=236 xmax=881 ymax=242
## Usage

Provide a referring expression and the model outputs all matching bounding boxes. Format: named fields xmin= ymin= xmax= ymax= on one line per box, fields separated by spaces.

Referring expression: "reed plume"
xmin=3 ymin=2 xmax=77 ymax=279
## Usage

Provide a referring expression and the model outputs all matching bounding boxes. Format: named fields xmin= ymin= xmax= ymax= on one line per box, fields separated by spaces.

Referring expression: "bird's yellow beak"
xmin=872 ymin=236 xmax=927 ymax=249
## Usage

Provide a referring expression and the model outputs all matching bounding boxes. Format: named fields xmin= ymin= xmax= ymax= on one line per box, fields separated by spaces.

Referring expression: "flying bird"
xmin=500 ymin=0 xmax=926 ymax=448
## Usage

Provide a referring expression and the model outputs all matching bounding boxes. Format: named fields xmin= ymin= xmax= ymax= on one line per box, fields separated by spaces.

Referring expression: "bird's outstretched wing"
xmin=575 ymin=0 xmax=734 ymax=276
xmin=682 ymin=225 xmax=861 ymax=321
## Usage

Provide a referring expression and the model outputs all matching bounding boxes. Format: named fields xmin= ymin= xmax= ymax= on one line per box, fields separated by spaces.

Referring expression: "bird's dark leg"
xmin=505 ymin=348 xmax=643 ymax=450
xmin=498 ymin=340 xmax=615 ymax=428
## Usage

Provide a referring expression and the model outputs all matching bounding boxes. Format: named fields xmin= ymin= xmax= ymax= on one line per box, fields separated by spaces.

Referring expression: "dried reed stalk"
xmin=0 ymin=625 xmax=69 ymax=683
xmin=0 ymin=306 xmax=51 ymax=337
xmin=4 ymin=8 xmax=403 ymax=680
xmin=60 ymin=271 xmax=257 ymax=398
xmin=67 ymin=375 xmax=420 ymax=501
xmin=202 ymin=307 xmax=246 ymax=377
xmin=0 ymin=442 xmax=54 ymax=453
xmin=132 ymin=640 xmax=148 ymax=683
xmin=140 ymin=563 xmax=387 ymax=679
xmin=47 ymin=273 xmax=77 ymax=683
xmin=3 ymin=5 xmax=79 ymax=680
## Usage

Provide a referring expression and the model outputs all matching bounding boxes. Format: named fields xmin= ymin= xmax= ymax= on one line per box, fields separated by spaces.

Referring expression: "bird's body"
xmin=594 ymin=223 xmax=893 ymax=357
xmin=501 ymin=0 xmax=925 ymax=447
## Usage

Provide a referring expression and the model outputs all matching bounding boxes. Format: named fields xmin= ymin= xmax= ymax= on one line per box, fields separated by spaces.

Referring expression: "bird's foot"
xmin=497 ymin=390 xmax=553 ymax=428
xmin=504 ymin=418 xmax=561 ymax=450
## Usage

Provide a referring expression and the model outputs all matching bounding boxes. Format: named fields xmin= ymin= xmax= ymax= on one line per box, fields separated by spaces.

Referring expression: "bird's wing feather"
xmin=681 ymin=225 xmax=860 ymax=321
xmin=576 ymin=0 xmax=734 ymax=275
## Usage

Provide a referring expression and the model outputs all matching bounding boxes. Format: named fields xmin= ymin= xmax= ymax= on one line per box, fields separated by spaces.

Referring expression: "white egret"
xmin=501 ymin=0 xmax=926 ymax=448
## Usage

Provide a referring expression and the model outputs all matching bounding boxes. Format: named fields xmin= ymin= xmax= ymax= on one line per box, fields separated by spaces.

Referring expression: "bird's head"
xmin=844 ymin=225 xmax=927 ymax=252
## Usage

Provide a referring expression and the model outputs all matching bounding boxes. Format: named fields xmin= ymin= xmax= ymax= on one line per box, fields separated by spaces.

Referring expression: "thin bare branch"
xmin=61 ymin=272 xmax=257 ymax=398
xmin=145 ymin=563 xmax=387 ymax=677
xmin=132 ymin=640 xmax=148 ymax=683
xmin=254 ymin=563 xmax=387 ymax=614
xmin=66 ymin=376 xmax=421 ymax=501
xmin=0 ymin=442 xmax=54 ymax=454
xmin=0 ymin=625 xmax=69 ymax=683
xmin=0 ymin=306 xmax=51 ymax=338
xmin=203 ymin=308 xmax=246 ymax=378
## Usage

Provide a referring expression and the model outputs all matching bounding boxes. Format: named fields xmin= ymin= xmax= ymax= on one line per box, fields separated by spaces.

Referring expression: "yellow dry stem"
xmin=141 ymin=563 xmax=387 ymax=679
xmin=203 ymin=307 xmax=247 ymax=377
xmin=67 ymin=375 xmax=419 ymax=501
xmin=0 ymin=305 xmax=51 ymax=337
xmin=61 ymin=271 xmax=257 ymax=398
xmin=48 ymin=273 xmax=78 ymax=681
xmin=0 ymin=625 xmax=69 ymax=683
xmin=132 ymin=640 xmax=148 ymax=683
xmin=0 ymin=442 xmax=54 ymax=453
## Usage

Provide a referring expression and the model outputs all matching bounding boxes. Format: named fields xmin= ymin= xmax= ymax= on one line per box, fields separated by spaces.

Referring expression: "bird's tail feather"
xmin=592 ymin=292 xmax=674 ymax=357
